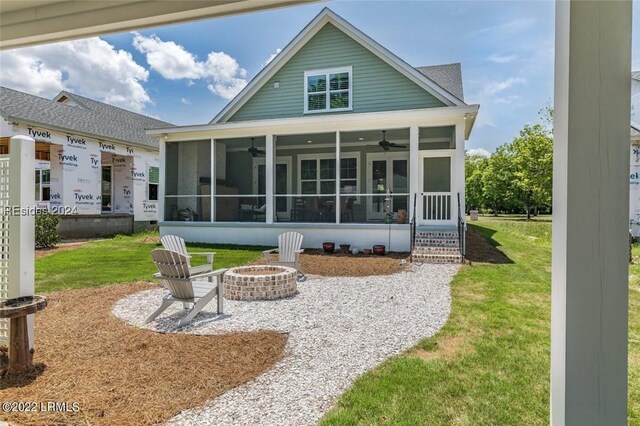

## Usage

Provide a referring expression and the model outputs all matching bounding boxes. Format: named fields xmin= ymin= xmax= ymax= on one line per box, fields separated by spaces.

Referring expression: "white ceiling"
xmin=0 ymin=0 xmax=319 ymax=49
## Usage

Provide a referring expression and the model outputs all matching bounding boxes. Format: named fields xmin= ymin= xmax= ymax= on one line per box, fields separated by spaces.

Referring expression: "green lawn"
xmin=321 ymin=218 xmax=639 ymax=425
xmin=35 ymin=231 xmax=266 ymax=293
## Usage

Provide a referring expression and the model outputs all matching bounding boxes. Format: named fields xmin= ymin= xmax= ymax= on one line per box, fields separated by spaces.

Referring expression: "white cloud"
xmin=133 ymin=32 xmax=247 ymax=100
xmin=494 ymin=95 xmax=521 ymax=104
xmin=473 ymin=18 xmax=535 ymax=37
xmin=181 ymin=97 xmax=192 ymax=105
xmin=132 ymin=32 xmax=202 ymax=79
xmin=264 ymin=48 xmax=282 ymax=66
xmin=478 ymin=77 xmax=526 ymax=98
xmin=467 ymin=148 xmax=491 ymax=157
xmin=0 ymin=38 xmax=150 ymax=112
xmin=487 ymin=54 xmax=517 ymax=64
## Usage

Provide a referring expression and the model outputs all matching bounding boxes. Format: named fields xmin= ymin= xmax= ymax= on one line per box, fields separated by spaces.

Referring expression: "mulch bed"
xmin=0 ymin=282 xmax=286 ymax=425
xmin=256 ymin=249 xmax=410 ymax=276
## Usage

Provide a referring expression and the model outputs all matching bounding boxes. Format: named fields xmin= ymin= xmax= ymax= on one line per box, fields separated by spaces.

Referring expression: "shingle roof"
xmin=0 ymin=86 xmax=173 ymax=148
xmin=416 ymin=63 xmax=464 ymax=102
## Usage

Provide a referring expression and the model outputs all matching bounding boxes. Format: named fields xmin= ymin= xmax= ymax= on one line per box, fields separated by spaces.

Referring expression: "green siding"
xmin=227 ymin=23 xmax=446 ymax=122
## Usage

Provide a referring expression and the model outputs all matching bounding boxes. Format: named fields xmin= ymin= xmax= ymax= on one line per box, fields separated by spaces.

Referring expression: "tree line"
xmin=466 ymin=110 xmax=553 ymax=220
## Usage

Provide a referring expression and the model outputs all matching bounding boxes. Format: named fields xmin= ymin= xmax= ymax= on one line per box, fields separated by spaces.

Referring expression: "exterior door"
xmin=253 ymin=157 xmax=292 ymax=221
xmin=418 ymin=152 xmax=454 ymax=225
xmin=366 ymin=152 xmax=409 ymax=221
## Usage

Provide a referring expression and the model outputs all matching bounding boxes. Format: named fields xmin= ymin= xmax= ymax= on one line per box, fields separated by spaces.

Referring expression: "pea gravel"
xmin=112 ymin=263 xmax=459 ymax=425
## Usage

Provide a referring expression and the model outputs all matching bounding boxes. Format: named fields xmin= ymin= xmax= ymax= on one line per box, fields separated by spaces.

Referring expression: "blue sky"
xmin=1 ymin=1 xmax=639 ymax=154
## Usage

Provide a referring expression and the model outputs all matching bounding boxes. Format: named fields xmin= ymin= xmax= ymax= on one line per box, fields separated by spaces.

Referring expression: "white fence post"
xmin=8 ymin=135 xmax=36 ymax=347
xmin=0 ymin=147 xmax=9 ymax=344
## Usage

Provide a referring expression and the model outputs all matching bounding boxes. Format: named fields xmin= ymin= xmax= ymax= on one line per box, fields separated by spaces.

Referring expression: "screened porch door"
xmin=418 ymin=152 xmax=454 ymax=225
xmin=253 ymin=157 xmax=292 ymax=221
xmin=366 ymin=152 xmax=409 ymax=221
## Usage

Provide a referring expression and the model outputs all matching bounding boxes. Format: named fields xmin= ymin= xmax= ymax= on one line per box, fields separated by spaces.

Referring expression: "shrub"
xmin=35 ymin=212 xmax=60 ymax=249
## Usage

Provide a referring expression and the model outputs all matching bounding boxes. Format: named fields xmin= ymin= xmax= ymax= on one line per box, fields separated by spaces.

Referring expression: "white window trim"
xmin=304 ymin=66 xmax=353 ymax=114
xmin=297 ymin=152 xmax=360 ymax=196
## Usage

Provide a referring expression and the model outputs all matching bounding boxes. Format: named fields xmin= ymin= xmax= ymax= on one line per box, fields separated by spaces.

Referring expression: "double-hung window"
xmin=304 ymin=67 xmax=352 ymax=113
xmin=148 ymin=166 xmax=159 ymax=201
xmin=35 ymin=169 xmax=50 ymax=202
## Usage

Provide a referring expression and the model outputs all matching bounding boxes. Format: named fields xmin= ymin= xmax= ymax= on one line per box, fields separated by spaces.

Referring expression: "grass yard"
xmin=321 ymin=217 xmax=639 ymax=425
xmin=35 ymin=232 xmax=267 ymax=292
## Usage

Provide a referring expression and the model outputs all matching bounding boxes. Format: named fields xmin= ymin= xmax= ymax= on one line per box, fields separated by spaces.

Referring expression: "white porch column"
xmin=158 ymin=138 xmax=165 ymax=223
xmin=8 ymin=136 xmax=35 ymax=347
xmin=265 ymin=134 xmax=274 ymax=224
xmin=409 ymin=126 xmax=419 ymax=222
xmin=210 ymin=138 xmax=215 ymax=222
xmin=455 ymin=119 xmax=466 ymax=217
xmin=551 ymin=1 xmax=631 ymax=425
xmin=335 ymin=131 xmax=341 ymax=224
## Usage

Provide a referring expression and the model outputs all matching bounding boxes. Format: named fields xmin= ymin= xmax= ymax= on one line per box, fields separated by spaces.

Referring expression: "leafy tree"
xmin=465 ymin=153 xmax=488 ymax=211
xmin=482 ymin=145 xmax=517 ymax=215
xmin=508 ymin=124 xmax=553 ymax=219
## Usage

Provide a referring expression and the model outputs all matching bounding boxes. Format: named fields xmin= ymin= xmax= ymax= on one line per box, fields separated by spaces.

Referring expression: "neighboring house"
xmin=0 ymin=86 xmax=172 ymax=237
xmin=149 ymin=8 xmax=479 ymax=253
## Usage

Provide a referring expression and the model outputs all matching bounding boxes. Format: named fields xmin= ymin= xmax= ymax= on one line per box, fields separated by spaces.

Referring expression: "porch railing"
xmin=421 ymin=192 xmax=452 ymax=222
xmin=410 ymin=193 xmax=417 ymax=252
xmin=457 ymin=192 xmax=466 ymax=259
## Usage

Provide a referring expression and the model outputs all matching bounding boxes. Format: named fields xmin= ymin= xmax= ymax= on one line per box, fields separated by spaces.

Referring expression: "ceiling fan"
xmin=378 ymin=130 xmax=405 ymax=151
xmin=248 ymin=137 xmax=266 ymax=157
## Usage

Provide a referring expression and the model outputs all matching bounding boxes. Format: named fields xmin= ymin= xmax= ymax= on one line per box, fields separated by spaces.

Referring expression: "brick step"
xmin=411 ymin=252 xmax=462 ymax=263
xmin=415 ymin=238 xmax=459 ymax=247
xmin=412 ymin=246 xmax=461 ymax=254
xmin=415 ymin=231 xmax=459 ymax=239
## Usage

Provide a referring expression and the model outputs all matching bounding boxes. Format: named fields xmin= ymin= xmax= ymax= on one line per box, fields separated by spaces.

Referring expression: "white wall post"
xmin=409 ymin=125 xmax=420 ymax=222
xmin=551 ymin=1 xmax=631 ymax=424
xmin=158 ymin=138 xmax=166 ymax=224
xmin=335 ymin=131 xmax=341 ymax=224
xmin=265 ymin=134 xmax=274 ymax=224
xmin=8 ymin=136 xmax=36 ymax=347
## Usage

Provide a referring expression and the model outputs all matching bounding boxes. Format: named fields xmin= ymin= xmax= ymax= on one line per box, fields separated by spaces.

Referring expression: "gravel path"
xmin=112 ymin=263 xmax=458 ymax=425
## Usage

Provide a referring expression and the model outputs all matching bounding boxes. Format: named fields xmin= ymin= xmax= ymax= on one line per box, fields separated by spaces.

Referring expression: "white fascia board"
xmin=325 ymin=10 xmax=464 ymax=107
xmin=150 ymin=104 xmax=479 ymax=141
xmin=209 ymin=10 xmax=333 ymax=124
xmin=211 ymin=8 xmax=465 ymax=124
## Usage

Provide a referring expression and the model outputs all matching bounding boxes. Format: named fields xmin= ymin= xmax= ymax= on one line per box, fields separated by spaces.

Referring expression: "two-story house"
xmin=149 ymin=8 xmax=479 ymax=256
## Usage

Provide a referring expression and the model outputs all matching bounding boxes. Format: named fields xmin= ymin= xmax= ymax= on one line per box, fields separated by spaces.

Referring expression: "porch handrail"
xmin=457 ymin=192 xmax=465 ymax=260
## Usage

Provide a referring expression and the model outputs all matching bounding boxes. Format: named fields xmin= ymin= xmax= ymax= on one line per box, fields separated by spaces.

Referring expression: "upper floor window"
xmin=304 ymin=67 xmax=352 ymax=113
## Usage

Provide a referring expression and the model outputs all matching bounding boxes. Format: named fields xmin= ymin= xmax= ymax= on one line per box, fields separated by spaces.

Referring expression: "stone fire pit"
xmin=224 ymin=265 xmax=298 ymax=301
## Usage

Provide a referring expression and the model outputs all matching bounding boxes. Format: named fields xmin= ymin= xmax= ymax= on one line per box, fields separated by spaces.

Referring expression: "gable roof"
xmin=416 ymin=63 xmax=464 ymax=102
xmin=0 ymin=86 xmax=173 ymax=148
xmin=210 ymin=7 xmax=465 ymax=124
xmin=633 ymin=71 xmax=640 ymax=81
xmin=633 ymin=124 xmax=640 ymax=140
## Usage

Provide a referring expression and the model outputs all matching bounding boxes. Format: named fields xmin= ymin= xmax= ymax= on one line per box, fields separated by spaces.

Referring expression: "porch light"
xmin=307 ymin=140 xmax=313 ymax=144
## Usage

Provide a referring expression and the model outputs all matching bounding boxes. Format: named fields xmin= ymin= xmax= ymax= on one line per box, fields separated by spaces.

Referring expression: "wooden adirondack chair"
xmin=160 ymin=235 xmax=215 ymax=275
xmin=146 ymin=249 xmax=226 ymax=327
xmin=262 ymin=232 xmax=305 ymax=280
